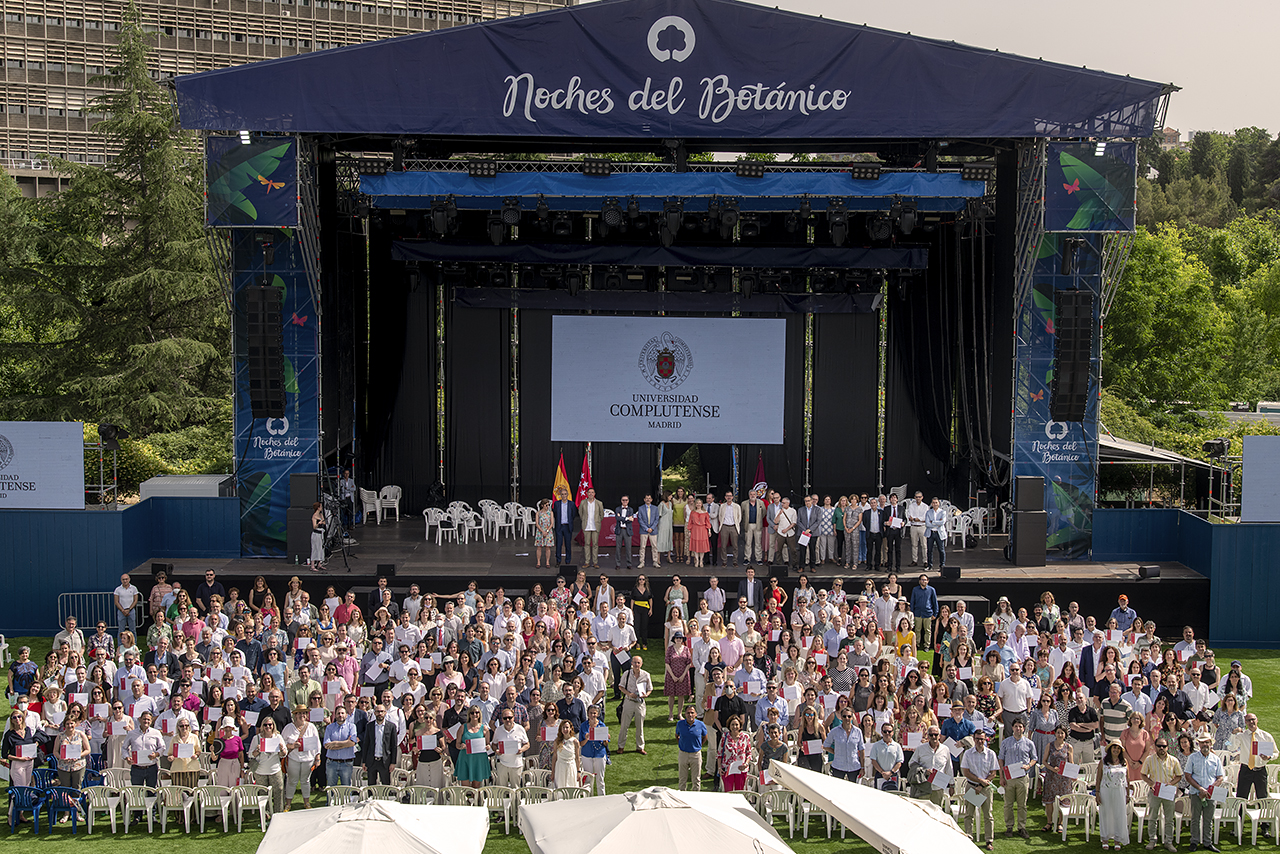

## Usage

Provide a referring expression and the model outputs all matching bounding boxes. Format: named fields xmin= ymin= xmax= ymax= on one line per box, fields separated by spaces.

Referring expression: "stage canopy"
xmin=173 ymin=0 xmax=1171 ymax=140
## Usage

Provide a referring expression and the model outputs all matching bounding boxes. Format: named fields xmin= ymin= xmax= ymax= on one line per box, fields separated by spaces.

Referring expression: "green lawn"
xmin=2 ymin=638 xmax=1277 ymax=854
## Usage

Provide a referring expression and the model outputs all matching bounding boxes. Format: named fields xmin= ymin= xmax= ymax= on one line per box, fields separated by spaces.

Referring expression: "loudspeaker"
xmin=1139 ymin=564 xmax=1161 ymax=580
xmin=376 ymin=563 xmax=396 ymax=578
xmin=769 ymin=564 xmax=789 ymax=579
xmin=1011 ymin=511 xmax=1047 ymax=567
xmin=243 ymin=286 xmax=285 ymax=419
xmin=941 ymin=565 xmax=960 ymax=580
xmin=290 ymin=473 xmax=318 ymax=508
xmin=1015 ymin=476 xmax=1045 ymax=512
xmin=1050 ymin=290 xmax=1094 ymax=422
xmin=151 ymin=562 xmax=174 ymax=578
xmin=975 ymin=489 xmax=990 ymax=508
xmin=286 ymin=506 xmax=314 ymax=564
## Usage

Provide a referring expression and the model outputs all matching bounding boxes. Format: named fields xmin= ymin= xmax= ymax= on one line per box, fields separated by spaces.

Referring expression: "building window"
xmin=66 ymin=19 xmax=82 ymax=26
xmin=26 ymin=14 xmax=43 ymax=23
xmin=5 ymin=60 xmax=24 ymax=69
xmin=47 ymin=62 xmax=64 ymax=71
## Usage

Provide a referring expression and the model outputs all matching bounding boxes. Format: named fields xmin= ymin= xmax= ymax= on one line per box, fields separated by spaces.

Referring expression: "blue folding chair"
xmin=7 ymin=787 xmax=45 ymax=834
xmin=83 ymin=769 xmax=106 ymax=788
xmin=87 ymin=753 xmax=106 ymax=772
xmin=46 ymin=755 xmax=59 ymax=770
xmin=31 ymin=769 xmax=58 ymax=791
xmin=45 ymin=788 xmax=87 ymax=834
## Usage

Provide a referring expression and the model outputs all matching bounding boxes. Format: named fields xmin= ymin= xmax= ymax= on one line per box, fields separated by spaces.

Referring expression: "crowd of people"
xmin=0 ymin=561 xmax=1270 ymax=853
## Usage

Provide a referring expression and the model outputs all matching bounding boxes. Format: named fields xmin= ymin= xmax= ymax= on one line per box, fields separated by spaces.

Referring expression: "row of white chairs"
xmin=83 ymin=784 xmax=270 ymax=834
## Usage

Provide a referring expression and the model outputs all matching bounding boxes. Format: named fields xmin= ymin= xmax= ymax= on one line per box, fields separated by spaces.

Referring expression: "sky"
xmin=582 ymin=0 xmax=1277 ymax=138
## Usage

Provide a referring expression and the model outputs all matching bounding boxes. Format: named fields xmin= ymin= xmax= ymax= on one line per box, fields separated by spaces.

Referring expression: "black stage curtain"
xmin=811 ymin=313 xmax=879 ymax=497
xmin=360 ymin=218 xmax=438 ymax=513
xmin=446 ymin=300 xmax=510 ymax=503
xmin=885 ymin=228 xmax=955 ymax=500
xmin=741 ymin=314 xmax=805 ymax=501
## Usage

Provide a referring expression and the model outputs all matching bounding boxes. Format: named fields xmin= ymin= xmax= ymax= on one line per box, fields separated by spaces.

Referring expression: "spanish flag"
xmin=552 ymin=452 xmax=572 ymax=501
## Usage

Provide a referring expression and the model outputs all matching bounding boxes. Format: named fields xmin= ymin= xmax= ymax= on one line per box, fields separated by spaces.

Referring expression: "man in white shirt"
xmin=691 ymin=626 xmax=716 ymax=707
xmin=908 ymin=725 xmax=952 ymax=805
xmin=718 ymin=491 xmax=739 ymax=567
xmin=704 ymin=493 xmax=721 ymax=566
xmin=616 ymin=655 xmax=653 ymax=754
xmin=1121 ymin=675 xmax=1154 ymax=717
xmin=492 ymin=711 xmax=529 ymax=787
xmin=906 ymin=490 xmax=929 ymax=567
xmin=115 ymin=573 xmax=141 ymax=640
xmin=591 ymin=603 xmax=617 ymax=645
xmin=609 ymin=593 xmax=634 ymax=627
xmin=730 ymin=598 xmax=756 ymax=635
xmin=125 ymin=679 xmax=158 ymax=721
xmin=873 ymin=585 xmax=896 ymax=630
xmin=579 ymin=656 xmax=608 ymax=711
xmin=995 ymin=662 xmax=1036 ymax=735
xmin=402 ymin=585 xmax=424 ymax=622
xmin=607 ymin=611 xmax=638 ymax=701
xmin=734 ymin=654 xmax=768 ymax=720
xmin=960 ymin=730 xmax=1000 ymax=844
xmin=773 ymin=497 xmax=798 ymax=568
xmin=1183 ymin=668 xmax=1212 ymax=714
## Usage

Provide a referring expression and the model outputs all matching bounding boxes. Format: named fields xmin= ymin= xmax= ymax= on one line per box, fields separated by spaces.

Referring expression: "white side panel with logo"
xmin=0 ymin=421 xmax=86 ymax=509
xmin=550 ymin=316 xmax=785 ymax=443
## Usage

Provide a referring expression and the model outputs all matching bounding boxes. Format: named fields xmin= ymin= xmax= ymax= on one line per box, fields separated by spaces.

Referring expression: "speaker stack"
xmin=1011 ymin=475 xmax=1047 ymax=566
xmin=1050 ymin=291 xmax=1094 ymax=422
xmin=286 ymin=473 xmax=321 ymax=565
xmin=243 ymin=286 xmax=286 ymax=419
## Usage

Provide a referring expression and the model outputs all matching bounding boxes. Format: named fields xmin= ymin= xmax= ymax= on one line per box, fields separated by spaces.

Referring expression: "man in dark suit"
xmin=144 ymin=637 xmax=182 ymax=680
xmin=360 ymin=702 xmax=399 ymax=785
xmin=796 ymin=495 xmax=821 ymax=569
xmin=368 ymin=576 xmax=391 ymax=616
xmin=551 ymin=487 xmax=578 ymax=566
xmin=736 ymin=566 xmax=765 ymax=612
xmin=882 ymin=494 xmax=905 ymax=572
xmin=862 ymin=497 xmax=884 ymax=573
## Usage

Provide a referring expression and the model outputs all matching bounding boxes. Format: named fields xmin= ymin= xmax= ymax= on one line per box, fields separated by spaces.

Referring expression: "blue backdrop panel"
xmin=174 ymin=0 xmax=1167 ymax=139
xmin=1044 ymin=142 xmax=1137 ymax=232
xmin=206 ymin=136 xmax=299 ymax=227
xmin=232 ymin=232 xmax=321 ymax=557
xmin=1012 ymin=233 xmax=1102 ymax=560
xmin=362 ymin=170 xmax=983 ymax=212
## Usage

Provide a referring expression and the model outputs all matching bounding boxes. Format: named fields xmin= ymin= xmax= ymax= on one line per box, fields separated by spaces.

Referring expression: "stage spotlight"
xmin=960 ymin=162 xmax=996 ymax=183
xmin=871 ymin=270 xmax=887 ymax=292
xmin=487 ymin=215 xmax=505 ymax=245
xmin=866 ymin=215 xmax=893 ymax=242
xmin=1203 ymin=438 xmax=1229 ymax=459
xmin=661 ymin=201 xmax=683 ymax=247
xmin=430 ymin=199 xmax=456 ymax=235
xmin=536 ymin=197 xmax=550 ymax=221
xmin=667 ymin=267 xmax=699 ymax=291
xmin=626 ymin=197 xmax=641 ymax=220
xmin=467 ymin=160 xmax=498 ymax=179
xmin=603 ymin=267 xmax=622 ymax=289
xmin=890 ymin=197 xmax=918 ymax=235
xmin=552 ymin=212 xmax=573 ymax=237
xmin=1095 ymin=140 xmax=1108 ymax=157
xmin=581 ymin=158 xmax=613 ymax=177
xmin=500 ymin=197 xmax=522 ymax=226
xmin=827 ymin=201 xmax=849 ymax=247
xmin=441 ymin=264 xmax=467 ymax=285
xmin=238 ymin=130 xmax=251 ymax=145
xmin=564 ymin=268 xmax=582 ymax=296
xmin=784 ymin=212 xmax=800 ymax=233
xmin=487 ymin=267 xmax=509 ymax=288
xmin=601 ymin=198 xmax=625 ymax=228
xmin=1060 ymin=237 xmax=1086 ymax=275
xmin=848 ymin=162 xmax=881 ymax=181
xmin=739 ymin=270 xmax=756 ymax=299
xmin=741 ymin=215 xmax=762 ymax=239
xmin=98 ymin=423 xmax=130 ymax=451
xmin=720 ymin=200 xmax=740 ymax=238
xmin=734 ymin=161 xmax=766 ymax=179
xmin=799 ymin=198 xmax=812 ymax=219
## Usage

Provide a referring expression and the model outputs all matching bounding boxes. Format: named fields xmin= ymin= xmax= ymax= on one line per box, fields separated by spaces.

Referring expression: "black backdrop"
xmin=811 ymin=313 xmax=879 ymax=496
xmin=446 ymin=304 xmax=511 ymax=503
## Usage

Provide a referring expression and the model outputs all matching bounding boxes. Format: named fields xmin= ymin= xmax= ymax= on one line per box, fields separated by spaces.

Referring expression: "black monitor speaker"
xmin=376 ymin=563 xmax=396 ymax=578
xmin=290 ymin=473 xmax=318 ymax=508
xmin=1011 ymin=511 xmax=1047 ymax=567
xmin=940 ymin=565 xmax=961 ymax=580
xmin=558 ymin=564 xmax=579 ymax=581
xmin=151 ymin=562 xmax=174 ymax=578
xmin=1014 ymin=476 xmax=1044 ymax=512
xmin=1139 ymin=564 xmax=1161 ymax=580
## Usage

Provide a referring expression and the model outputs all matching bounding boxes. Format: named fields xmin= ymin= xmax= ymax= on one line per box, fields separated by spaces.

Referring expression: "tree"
xmin=0 ymin=0 xmax=229 ymax=435
xmin=1188 ymin=131 xmax=1230 ymax=183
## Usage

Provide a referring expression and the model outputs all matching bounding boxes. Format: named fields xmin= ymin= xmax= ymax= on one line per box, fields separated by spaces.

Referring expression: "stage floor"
xmin=136 ymin=514 xmax=1204 ymax=584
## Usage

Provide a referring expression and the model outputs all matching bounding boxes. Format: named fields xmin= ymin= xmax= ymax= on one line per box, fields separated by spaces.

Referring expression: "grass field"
xmin=2 ymin=638 xmax=1276 ymax=853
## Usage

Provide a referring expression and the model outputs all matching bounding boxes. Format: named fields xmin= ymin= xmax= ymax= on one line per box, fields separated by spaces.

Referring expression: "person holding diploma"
xmin=552 ymin=719 xmax=582 ymax=789
xmin=2 ymin=708 xmax=42 ymax=792
xmin=578 ymin=704 xmax=609 ymax=795
xmin=960 ymin=730 xmax=999 ymax=850
xmin=997 ymin=718 xmax=1037 ymax=839
xmin=126 ymin=710 xmax=165 ymax=787
xmin=452 ymin=705 xmax=490 ymax=789
xmin=408 ymin=704 xmax=445 ymax=787
xmin=249 ymin=717 xmax=286 ymax=813
xmin=53 ymin=704 xmax=91 ymax=788
xmin=168 ymin=717 xmax=202 ymax=788
xmin=1141 ymin=735 xmax=1182 ymax=850
xmin=283 ymin=706 xmax=321 ymax=808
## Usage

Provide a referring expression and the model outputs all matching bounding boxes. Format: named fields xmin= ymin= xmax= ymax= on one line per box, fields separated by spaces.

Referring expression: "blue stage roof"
xmin=361 ymin=170 xmax=985 ymax=212
xmin=174 ymin=0 xmax=1172 ymax=140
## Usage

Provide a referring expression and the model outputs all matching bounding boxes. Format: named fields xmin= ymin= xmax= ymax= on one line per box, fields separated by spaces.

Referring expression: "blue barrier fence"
xmin=1094 ymin=508 xmax=1279 ymax=648
xmin=0 ymin=497 xmax=238 ymax=634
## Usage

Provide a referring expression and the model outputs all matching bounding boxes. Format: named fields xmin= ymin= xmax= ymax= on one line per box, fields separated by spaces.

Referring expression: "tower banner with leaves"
xmin=233 ymin=230 xmax=319 ymax=556
xmin=1044 ymin=141 xmax=1137 ymax=232
xmin=1012 ymin=233 xmax=1103 ymax=559
xmin=206 ymin=136 xmax=299 ymax=228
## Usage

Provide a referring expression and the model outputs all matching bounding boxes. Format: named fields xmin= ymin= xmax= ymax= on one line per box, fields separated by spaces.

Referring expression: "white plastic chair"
xmin=460 ymin=510 xmax=486 ymax=544
xmin=948 ymin=511 xmax=971 ymax=547
xmin=521 ymin=769 xmax=553 ymax=788
xmin=1129 ymin=780 xmax=1150 ymax=842
xmin=517 ymin=786 xmax=553 ymax=805
xmin=379 ymin=486 xmax=402 ymax=522
xmin=521 ymin=506 xmax=538 ymax=538
xmin=0 ymin=633 xmax=10 ymax=667
xmin=440 ymin=785 xmax=478 ymax=805
xmin=1246 ymin=797 xmax=1280 ymax=845
xmin=493 ymin=509 xmax=516 ymax=540
xmin=550 ymin=786 xmax=590 ymax=800
xmin=763 ymin=789 xmax=798 ymax=838
xmin=480 ymin=785 xmax=516 ymax=833
xmin=86 ymin=785 xmax=123 ymax=833
xmin=1058 ymin=792 xmax=1096 ymax=842
xmin=889 ymin=483 xmax=908 ymax=502
xmin=104 ymin=768 xmax=130 ymax=788
xmin=196 ymin=785 xmax=234 ymax=833
xmin=360 ymin=488 xmax=383 ymax=525
xmin=326 ymin=785 xmax=363 ymax=805
xmin=435 ymin=510 xmax=460 ymax=545
xmin=423 ymin=507 xmax=442 ymax=540
xmin=122 ymin=785 xmax=158 ymax=833
xmin=404 ymin=786 xmax=437 ymax=805
xmin=231 ymin=784 xmax=271 ymax=832
xmin=156 ymin=785 xmax=195 ymax=834
xmin=1218 ymin=796 xmax=1247 ymax=845
xmin=363 ymin=784 xmax=402 ymax=801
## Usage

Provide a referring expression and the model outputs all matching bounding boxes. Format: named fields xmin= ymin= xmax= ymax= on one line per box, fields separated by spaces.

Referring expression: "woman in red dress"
xmin=688 ymin=499 xmax=711 ymax=567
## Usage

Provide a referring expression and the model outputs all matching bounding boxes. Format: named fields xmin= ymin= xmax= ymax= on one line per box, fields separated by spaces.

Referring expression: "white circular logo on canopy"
xmin=1044 ymin=421 xmax=1068 ymax=440
xmin=648 ymin=16 xmax=696 ymax=62
xmin=266 ymin=417 xmax=290 ymax=436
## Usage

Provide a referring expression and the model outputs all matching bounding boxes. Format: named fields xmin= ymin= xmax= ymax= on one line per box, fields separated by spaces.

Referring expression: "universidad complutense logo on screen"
xmin=638 ymin=332 xmax=693 ymax=392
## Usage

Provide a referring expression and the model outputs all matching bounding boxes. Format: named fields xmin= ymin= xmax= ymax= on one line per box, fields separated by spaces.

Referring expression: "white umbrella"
xmin=520 ymin=787 xmax=795 ymax=854
xmin=257 ymin=800 xmax=489 ymax=854
xmin=769 ymin=762 xmax=982 ymax=854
